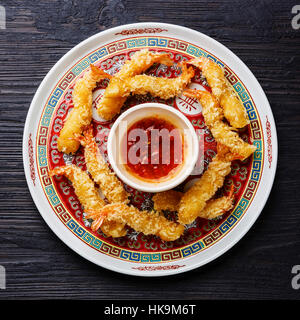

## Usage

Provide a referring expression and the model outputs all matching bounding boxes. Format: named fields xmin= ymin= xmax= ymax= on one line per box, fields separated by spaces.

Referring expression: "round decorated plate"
xmin=23 ymin=22 xmax=277 ymax=276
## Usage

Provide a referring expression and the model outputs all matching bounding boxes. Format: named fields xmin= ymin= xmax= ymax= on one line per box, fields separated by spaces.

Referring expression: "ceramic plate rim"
xmin=23 ymin=22 xmax=278 ymax=277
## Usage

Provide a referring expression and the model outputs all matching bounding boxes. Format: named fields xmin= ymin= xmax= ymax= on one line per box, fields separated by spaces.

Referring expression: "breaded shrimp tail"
xmin=210 ymin=122 xmax=256 ymax=160
xmin=178 ymin=144 xmax=234 ymax=225
xmin=188 ymin=58 xmax=249 ymax=128
xmin=57 ymin=64 xmax=111 ymax=154
xmin=86 ymin=203 xmax=185 ymax=241
xmin=152 ymin=186 xmax=234 ymax=220
xmin=127 ymin=62 xmax=195 ymax=99
xmin=75 ymin=125 xmax=129 ymax=204
xmin=96 ymin=49 xmax=174 ymax=120
xmin=49 ymin=165 xmax=106 ymax=208
xmin=116 ymin=49 xmax=173 ymax=78
xmin=49 ymin=165 xmax=127 ymax=237
xmin=184 ymin=89 xmax=256 ymax=160
xmin=184 ymin=89 xmax=224 ymax=127
xmin=199 ymin=185 xmax=234 ymax=219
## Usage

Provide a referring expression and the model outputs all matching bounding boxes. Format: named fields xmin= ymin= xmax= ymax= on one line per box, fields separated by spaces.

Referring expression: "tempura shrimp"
xmin=178 ymin=144 xmax=236 ymax=225
xmin=188 ymin=58 xmax=249 ymax=128
xmin=200 ymin=191 xmax=234 ymax=219
xmin=153 ymin=185 xmax=234 ymax=220
xmin=127 ymin=62 xmax=195 ymax=100
xmin=75 ymin=125 xmax=129 ymax=204
xmin=184 ymin=89 xmax=256 ymax=160
xmin=57 ymin=65 xmax=111 ymax=154
xmin=49 ymin=165 xmax=127 ymax=237
xmin=86 ymin=203 xmax=185 ymax=241
xmin=153 ymin=190 xmax=183 ymax=212
xmin=96 ymin=49 xmax=173 ymax=120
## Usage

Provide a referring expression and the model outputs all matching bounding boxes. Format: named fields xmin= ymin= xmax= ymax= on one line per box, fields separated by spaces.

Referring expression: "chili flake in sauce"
xmin=123 ymin=116 xmax=183 ymax=180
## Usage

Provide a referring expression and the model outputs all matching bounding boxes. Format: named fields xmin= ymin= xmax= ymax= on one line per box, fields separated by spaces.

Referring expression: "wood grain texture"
xmin=0 ymin=0 xmax=300 ymax=299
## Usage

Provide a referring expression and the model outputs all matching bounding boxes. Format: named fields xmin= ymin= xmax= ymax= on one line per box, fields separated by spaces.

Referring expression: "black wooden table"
xmin=0 ymin=0 xmax=299 ymax=300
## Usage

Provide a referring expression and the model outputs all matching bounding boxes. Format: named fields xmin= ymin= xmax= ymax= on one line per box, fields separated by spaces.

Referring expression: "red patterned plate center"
xmin=48 ymin=48 xmax=253 ymax=253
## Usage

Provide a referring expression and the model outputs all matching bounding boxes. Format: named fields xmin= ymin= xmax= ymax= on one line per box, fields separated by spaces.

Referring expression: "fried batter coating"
xmin=49 ymin=165 xmax=126 ymax=237
xmin=100 ymin=220 xmax=127 ymax=238
xmin=184 ymin=89 xmax=224 ymax=127
xmin=184 ymin=89 xmax=256 ymax=160
xmin=200 ymin=185 xmax=235 ymax=219
xmin=200 ymin=194 xmax=234 ymax=219
xmin=96 ymin=49 xmax=173 ymax=120
xmin=210 ymin=122 xmax=256 ymax=160
xmin=188 ymin=58 xmax=249 ymax=128
xmin=153 ymin=185 xmax=234 ymax=220
xmin=127 ymin=62 xmax=195 ymax=99
xmin=153 ymin=190 xmax=183 ymax=212
xmin=86 ymin=203 xmax=185 ymax=241
xmin=76 ymin=126 xmax=129 ymax=204
xmin=117 ymin=49 xmax=173 ymax=78
xmin=57 ymin=65 xmax=111 ymax=154
xmin=178 ymin=145 xmax=234 ymax=225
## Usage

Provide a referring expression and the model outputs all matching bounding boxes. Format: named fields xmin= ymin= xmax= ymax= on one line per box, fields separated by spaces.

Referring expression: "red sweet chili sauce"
xmin=123 ymin=116 xmax=184 ymax=180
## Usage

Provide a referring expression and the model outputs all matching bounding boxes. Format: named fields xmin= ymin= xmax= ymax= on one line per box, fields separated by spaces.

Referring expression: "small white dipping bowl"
xmin=107 ymin=103 xmax=199 ymax=193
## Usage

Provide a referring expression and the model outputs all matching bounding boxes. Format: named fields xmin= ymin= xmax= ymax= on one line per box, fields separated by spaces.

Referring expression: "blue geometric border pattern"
xmin=181 ymin=241 xmax=204 ymax=257
xmin=36 ymin=36 xmax=264 ymax=263
xmin=41 ymin=87 xmax=63 ymax=128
